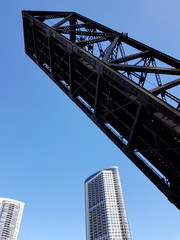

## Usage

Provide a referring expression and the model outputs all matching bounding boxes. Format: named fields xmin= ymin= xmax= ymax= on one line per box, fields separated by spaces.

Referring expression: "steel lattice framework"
xmin=22 ymin=11 xmax=180 ymax=209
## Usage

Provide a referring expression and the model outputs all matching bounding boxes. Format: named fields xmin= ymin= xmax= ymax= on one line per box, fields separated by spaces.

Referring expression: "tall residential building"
xmin=0 ymin=198 xmax=24 ymax=240
xmin=85 ymin=166 xmax=131 ymax=240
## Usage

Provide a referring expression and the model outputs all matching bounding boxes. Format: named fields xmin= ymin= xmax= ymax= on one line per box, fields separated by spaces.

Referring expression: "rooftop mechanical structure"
xmin=22 ymin=11 xmax=180 ymax=209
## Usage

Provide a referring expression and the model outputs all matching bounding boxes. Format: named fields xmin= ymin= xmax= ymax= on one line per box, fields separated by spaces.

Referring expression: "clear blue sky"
xmin=1 ymin=0 xmax=180 ymax=240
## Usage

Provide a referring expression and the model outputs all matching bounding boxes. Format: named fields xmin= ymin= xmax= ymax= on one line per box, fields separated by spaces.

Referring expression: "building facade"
xmin=85 ymin=167 xmax=131 ymax=240
xmin=0 ymin=198 xmax=24 ymax=240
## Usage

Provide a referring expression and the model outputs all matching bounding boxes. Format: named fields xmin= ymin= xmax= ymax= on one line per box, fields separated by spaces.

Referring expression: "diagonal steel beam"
xmin=110 ymin=64 xmax=180 ymax=75
xmin=150 ymin=78 xmax=180 ymax=94
xmin=52 ymin=14 xmax=73 ymax=28
xmin=110 ymin=50 xmax=151 ymax=63
xmin=103 ymin=36 xmax=120 ymax=61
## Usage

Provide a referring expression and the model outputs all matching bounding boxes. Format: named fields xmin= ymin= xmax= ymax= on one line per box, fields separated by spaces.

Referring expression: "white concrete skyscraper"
xmin=85 ymin=166 xmax=131 ymax=240
xmin=0 ymin=198 xmax=24 ymax=240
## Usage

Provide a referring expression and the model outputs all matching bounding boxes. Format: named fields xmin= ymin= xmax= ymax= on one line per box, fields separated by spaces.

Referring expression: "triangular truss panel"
xmin=22 ymin=11 xmax=180 ymax=209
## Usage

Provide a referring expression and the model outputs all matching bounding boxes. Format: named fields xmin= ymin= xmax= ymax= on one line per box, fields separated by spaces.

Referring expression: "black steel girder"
xmin=22 ymin=11 xmax=180 ymax=209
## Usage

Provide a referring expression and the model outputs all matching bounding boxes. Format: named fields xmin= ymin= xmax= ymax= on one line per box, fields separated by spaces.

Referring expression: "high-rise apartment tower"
xmin=85 ymin=166 xmax=131 ymax=240
xmin=0 ymin=198 xmax=24 ymax=240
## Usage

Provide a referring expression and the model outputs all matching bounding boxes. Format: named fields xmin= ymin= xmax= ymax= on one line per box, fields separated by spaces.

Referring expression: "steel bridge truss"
xmin=22 ymin=11 xmax=180 ymax=209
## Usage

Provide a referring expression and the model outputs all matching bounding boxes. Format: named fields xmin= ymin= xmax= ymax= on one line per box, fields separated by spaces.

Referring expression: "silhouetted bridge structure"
xmin=22 ymin=11 xmax=180 ymax=209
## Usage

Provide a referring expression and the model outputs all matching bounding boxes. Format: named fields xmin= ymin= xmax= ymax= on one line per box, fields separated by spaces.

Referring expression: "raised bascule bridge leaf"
xmin=22 ymin=11 xmax=180 ymax=209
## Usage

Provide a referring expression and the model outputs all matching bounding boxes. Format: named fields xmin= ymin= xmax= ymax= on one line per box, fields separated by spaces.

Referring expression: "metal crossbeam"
xmin=102 ymin=36 xmax=120 ymax=61
xmin=110 ymin=50 xmax=151 ymax=63
xmin=150 ymin=78 xmax=180 ymax=94
xmin=52 ymin=14 xmax=73 ymax=28
xmin=22 ymin=11 xmax=180 ymax=209
xmin=109 ymin=64 xmax=180 ymax=75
